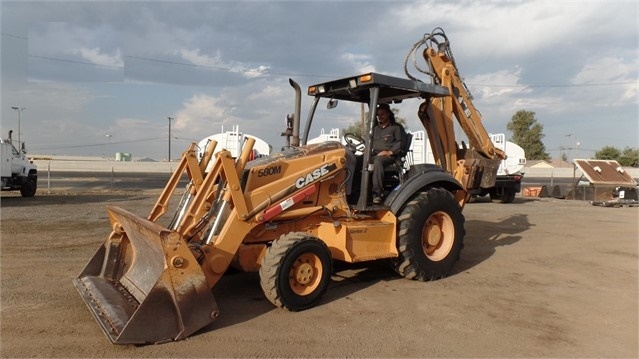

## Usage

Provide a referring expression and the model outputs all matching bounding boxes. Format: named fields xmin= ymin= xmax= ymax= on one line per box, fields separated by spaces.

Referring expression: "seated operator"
xmin=371 ymin=103 xmax=406 ymax=204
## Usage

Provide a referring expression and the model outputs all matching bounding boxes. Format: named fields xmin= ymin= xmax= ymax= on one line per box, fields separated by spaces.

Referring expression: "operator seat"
xmin=382 ymin=132 xmax=413 ymax=189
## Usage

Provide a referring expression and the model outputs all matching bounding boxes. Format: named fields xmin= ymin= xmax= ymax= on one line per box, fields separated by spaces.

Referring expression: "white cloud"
xmin=73 ymin=47 xmax=123 ymax=67
xmin=571 ymin=56 xmax=638 ymax=104
xmin=573 ymin=57 xmax=635 ymax=84
xmin=391 ymin=1 xmax=614 ymax=58
xmin=461 ymin=68 xmax=541 ymax=124
xmin=242 ymin=65 xmax=270 ymax=79
xmin=341 ymin=53 xmax=376 ymax=74
xmin=176 ymin=48 xmax=270 ymax=79
xmin=178 ymin=48 xmax=224 ymax=67
xmin=467 ymin=67 xmax=531 ymax=99
xmin=175 ymin=94 xmax=230 ymax=134
xmin=246 ymin=84 xmax=286 ymax=102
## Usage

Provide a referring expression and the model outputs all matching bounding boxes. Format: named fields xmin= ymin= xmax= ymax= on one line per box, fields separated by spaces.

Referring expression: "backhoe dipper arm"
xmin=423 ymin=46 xmax=505 ymax=162
xmin=401 ymin=29 xmax=506 ymax=197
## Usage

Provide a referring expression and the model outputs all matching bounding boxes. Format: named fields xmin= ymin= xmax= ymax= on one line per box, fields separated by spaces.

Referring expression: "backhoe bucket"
xmin=73 ymin=205 xmax=218 ymax=344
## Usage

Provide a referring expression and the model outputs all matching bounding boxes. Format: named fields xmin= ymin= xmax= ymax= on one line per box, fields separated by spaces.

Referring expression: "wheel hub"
xmin=422 ymin=211 xmax=454 ymax=261
xmin=426 ymin=225 xmax=442 ymax=246
xmin=295 ymin=262 xmax=314 ymax=285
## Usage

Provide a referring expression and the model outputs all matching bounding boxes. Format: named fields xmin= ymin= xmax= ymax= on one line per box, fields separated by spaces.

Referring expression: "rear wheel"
xmin=503 ymin=189 xmax=516 ymax=203
xmin=260 ymin=233 xmax=332 ymax=311
xmin=490 ymin=188 xmax=516 ymax=203
xmin=394 ymin=188 xmax=465 ymax=281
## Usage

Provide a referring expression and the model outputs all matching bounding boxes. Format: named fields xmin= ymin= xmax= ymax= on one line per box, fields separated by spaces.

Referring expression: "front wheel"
xmin=20 ymin=177 xmax=37 ymax=197
xmin=394 ymin=188 xmax=465 ymax=281
xmin=260 ymin=233 xmax=332 ymax=311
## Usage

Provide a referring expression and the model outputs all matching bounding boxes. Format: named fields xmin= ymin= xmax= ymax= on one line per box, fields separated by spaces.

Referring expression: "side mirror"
xmin=327 ymin=99 xmax=338 ymax=109
xmin=21 ymin=142 xmax=26 ymax=154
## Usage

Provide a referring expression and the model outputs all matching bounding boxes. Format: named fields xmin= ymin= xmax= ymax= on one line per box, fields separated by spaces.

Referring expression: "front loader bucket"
xmin=73 ymin=205 xmax=218 ymax=344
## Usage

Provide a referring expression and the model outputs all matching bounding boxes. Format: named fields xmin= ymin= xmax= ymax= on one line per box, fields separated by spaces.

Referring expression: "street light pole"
xmin=10 ymin=106 xmax=25 ymax=150
xmin=106 ymin=134 xmax=112 ymax=160
xmin=167 ymin=117 xmax=174 ymax=162
xmin=564 ymin=133 xmax=573 ymax=163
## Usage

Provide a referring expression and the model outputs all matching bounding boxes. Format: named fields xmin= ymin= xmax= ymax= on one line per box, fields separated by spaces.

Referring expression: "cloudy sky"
xmin=1 ymin=0 xmax=637 ymax=161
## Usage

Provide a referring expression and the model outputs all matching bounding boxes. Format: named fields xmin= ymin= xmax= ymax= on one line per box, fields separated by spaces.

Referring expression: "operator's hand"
xmin=377 ymin=150 xmax=394 ymax=157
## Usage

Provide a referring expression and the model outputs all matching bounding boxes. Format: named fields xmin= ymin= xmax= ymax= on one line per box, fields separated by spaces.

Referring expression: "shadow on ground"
xmin=455 ymin=212 xmax=532 ymax=273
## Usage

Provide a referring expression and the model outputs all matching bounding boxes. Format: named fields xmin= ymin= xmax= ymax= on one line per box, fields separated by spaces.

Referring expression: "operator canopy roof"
xmin=308 ymin=72 xmax=450 ymax=104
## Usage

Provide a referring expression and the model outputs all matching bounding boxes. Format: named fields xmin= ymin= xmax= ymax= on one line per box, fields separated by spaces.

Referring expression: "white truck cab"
xmin=1 ymin=136 xmax=37 ymax=197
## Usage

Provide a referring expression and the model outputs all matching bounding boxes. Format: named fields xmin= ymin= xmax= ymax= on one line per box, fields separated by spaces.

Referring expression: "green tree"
xmin=620 ymin=147 xmax=639 ymax=167
xmin=595 ymin=146 xmax=621 ymax=160
xmin=595 ymin=146 xmax=639 ymax=167
xmin=342 ymin=106 xmax=406 ymax=138
xmin=506 ymin=110 xmax=550 ymax=161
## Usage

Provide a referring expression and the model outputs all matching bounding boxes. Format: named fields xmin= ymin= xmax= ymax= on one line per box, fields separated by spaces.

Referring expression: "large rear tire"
xmin=395 ymin=188 xmax=465 ymax=281
xmin=260 ymin=233 xmax=332 ymax=311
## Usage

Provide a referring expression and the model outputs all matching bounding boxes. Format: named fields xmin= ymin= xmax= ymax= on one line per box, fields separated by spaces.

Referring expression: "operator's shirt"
xmin=372 ymin=123 xmax=405 ymax=156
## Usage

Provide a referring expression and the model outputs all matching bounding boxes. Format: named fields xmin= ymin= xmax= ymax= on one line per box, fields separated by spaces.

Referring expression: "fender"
xmin=386 ymin=164 xmax=463 ymax=214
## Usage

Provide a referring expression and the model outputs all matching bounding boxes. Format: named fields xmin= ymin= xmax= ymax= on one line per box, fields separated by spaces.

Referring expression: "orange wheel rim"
xmin=422 ymin=211 xmax=454 ymax=261
xmin=289 ymin=253 xmax=322 ymax=296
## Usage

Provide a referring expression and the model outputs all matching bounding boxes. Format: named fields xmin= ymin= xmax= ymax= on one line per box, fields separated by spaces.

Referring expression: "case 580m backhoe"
xmin=74 ymin=28 xmax=505 ymax=344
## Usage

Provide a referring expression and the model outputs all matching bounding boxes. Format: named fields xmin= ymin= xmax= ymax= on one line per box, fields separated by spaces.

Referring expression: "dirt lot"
xmin=1 ymin=189 xmax=637 ymax=358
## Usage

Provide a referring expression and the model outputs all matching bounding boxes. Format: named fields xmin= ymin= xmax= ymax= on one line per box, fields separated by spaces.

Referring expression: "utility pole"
xmin=564 ymin=133 xmax=573 ymax=163
xmin=106 ymin=134 xmax=112 ymax=160
xmin=168 ymin=117 xmax=174 ymax=162
xmin=10 ymin=106 xmax=25 ymax=150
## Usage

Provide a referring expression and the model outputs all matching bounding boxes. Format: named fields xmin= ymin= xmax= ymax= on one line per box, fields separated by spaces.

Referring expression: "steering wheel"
xmin=343 ymin=133 xmax=365 ymax=154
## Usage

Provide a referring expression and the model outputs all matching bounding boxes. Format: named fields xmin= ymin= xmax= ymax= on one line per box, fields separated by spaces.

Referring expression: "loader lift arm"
xmin=74 ymin=136 xmax=351 ymax=344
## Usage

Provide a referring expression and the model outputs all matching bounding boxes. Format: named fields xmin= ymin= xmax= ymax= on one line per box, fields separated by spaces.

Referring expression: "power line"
xmin=125 ymin=55 xmax=231 ymax=71
xmin=33 ymin=53 xmax=639 ymax=86
xmin=30 ymin=137 xmax=165 ymax=151
xmin=1 ymin=32 xmax=28 ymax=40
xmin=29 ymin=54 xmax=123 ymax=69
xmin=125 ymin=55 xmax=336 ymax=78
xmin=34 ymin=53 xmax=639 ymax=85
xmin=26 ymin=51 xmax=334 ymax=78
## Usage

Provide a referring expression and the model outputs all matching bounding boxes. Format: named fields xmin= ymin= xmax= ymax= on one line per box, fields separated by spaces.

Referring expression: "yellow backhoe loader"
xmin=74 ymin=28 xmax=505 ymax=344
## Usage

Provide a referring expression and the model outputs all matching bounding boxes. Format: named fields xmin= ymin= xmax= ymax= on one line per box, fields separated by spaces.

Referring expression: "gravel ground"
xmin=0 ymin=189 xmax=637 ymax=358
